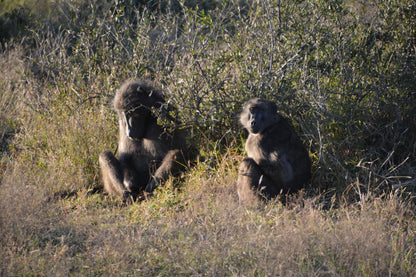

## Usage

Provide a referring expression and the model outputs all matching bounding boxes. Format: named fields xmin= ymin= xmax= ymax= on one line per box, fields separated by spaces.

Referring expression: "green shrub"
xmin=2 ymin=0 xmax=415 ymax=201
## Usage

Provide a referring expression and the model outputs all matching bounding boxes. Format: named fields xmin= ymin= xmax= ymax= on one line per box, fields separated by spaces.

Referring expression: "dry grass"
xmin=1 ymin=159 xmax=415 ymax=276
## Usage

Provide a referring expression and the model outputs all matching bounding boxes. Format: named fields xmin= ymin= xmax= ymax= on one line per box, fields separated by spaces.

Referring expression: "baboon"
xmin=237 ymin=98 xmax=311 ymax=204
xmin=99 ymin=79 xmax=187 ymax=202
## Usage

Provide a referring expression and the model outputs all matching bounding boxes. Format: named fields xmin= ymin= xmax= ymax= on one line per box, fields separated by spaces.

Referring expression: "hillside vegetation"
xmin=1 ymin=0 xmax=415 ymax=275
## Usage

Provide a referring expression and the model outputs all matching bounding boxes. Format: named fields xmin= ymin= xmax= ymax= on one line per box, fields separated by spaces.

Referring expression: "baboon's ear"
xmin=268 ymin=101 xmax=278 ymax=114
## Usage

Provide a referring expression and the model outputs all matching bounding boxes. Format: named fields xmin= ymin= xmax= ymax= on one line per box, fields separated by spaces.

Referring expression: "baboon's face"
xmin=114 ymin=80 xmax=167 ymax=140
xmin=241 ymin=99 xmax=278 ymax=134
xmin=121 ymin=106 xmax=152 ymax=140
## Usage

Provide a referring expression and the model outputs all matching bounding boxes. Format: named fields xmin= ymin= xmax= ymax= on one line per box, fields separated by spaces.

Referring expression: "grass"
xmin=1 ymin=0 xmax=416 ymax=275
xmin=2 ymin=163 xmax=415 ymax=275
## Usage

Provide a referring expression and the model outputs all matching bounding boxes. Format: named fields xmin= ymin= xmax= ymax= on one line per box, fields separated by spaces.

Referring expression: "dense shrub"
xmin=7 ymin=0 xmax=414 ymax=193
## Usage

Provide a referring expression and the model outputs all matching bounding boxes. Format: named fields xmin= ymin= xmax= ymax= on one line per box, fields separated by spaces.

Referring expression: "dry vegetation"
xmin=1 ymin=0 xmax=415 ymax=275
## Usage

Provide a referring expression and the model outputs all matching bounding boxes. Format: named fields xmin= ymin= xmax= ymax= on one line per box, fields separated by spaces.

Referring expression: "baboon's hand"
xmin=122 ymin=190 xmax=134 ymax=204
xmin=145 ymin=177 xmax=161 ymax=193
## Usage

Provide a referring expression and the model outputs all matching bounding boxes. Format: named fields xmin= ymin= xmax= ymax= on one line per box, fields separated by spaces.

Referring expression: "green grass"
xmin=1 ymin=0 xmax=415 ymax=275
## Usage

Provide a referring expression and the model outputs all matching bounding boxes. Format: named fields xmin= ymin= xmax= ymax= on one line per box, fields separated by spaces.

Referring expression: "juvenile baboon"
xmin=237 ymin=98 xmax=311 ymax=204
xmin=99 ymin=79 xmax=187 ymax=202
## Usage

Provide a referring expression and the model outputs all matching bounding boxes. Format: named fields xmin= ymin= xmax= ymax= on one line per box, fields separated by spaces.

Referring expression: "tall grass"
xmin=1 ymin=0 xmax=415 ymax=275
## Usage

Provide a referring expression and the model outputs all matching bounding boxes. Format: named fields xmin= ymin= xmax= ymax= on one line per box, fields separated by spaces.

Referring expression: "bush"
xmin=18 ymin=0 xmax=414 ymax=195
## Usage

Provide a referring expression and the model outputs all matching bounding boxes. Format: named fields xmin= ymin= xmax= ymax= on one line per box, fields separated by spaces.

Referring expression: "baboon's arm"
xmin=99 ymin=150 xmax=130 ymax=198
xmin=145 ymin=149 xmax=185 ymax=193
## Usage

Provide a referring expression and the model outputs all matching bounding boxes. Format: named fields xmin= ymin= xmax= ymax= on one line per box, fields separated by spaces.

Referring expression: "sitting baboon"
xmin=99 ymin=79 xmax=187 ymax=202
xmin=237 ymin=98 xmax=311 ymax=204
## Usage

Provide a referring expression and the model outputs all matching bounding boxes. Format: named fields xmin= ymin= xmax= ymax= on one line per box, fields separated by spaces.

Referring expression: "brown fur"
xmin=237 ymin=98 xmax=311 ymax=205
xmin=99 ymin=79 xmax=187 ymax=202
